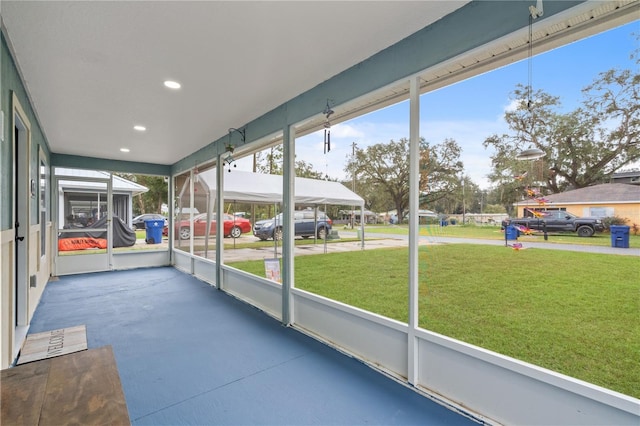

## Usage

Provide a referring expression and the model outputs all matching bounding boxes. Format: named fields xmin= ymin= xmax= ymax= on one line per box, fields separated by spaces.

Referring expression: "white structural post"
xmin=106 ymin=175 xmax=113 ymax=270
xmin=216 ymin=159 xmax=224 ymax=289
xmin=408 ymin=76 xmax=420 ymax=385
xmin=189 ymin=169 xmax=195 ymax=260
xmin=282 ymin=125 xmax=295 ymax=325
xmin=168 ymin=174 xmax=174 ymax=262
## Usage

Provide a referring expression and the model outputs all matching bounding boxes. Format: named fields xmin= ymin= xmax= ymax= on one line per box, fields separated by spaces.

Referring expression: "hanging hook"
xmin=225 ymin=128 xmax=244 ymax=172
xmin=323 ymin=99 xmax=334 ymax=119
xmin=228 ymin=127 xmax=246 ymax=143
xmin=529 ymin=0 xmax=543 ymax=19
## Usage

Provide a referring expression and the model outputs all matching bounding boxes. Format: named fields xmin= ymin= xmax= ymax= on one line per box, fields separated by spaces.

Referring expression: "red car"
xmin=169 ymin=213 xmax=252 ymax=240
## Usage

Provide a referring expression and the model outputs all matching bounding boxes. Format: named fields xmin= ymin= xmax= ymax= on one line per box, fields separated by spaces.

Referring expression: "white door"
xmin=13 ymin=105 xmax=29 ymax=337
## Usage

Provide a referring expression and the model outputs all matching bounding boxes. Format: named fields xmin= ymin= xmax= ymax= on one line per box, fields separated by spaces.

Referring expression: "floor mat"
xmin=17 ymin=325 xmax=87 ymax=365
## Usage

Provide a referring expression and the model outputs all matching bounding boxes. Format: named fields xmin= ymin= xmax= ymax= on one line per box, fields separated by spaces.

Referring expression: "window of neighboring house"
xmin=588 ymin=206 xmax=614 ymax=218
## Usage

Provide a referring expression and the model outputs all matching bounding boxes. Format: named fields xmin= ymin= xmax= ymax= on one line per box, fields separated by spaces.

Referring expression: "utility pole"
xmin=461 ymin=175 xmax=466 ymax=225
xmin=351 ymin=142 xmax=357 ymax=228
xmin=351 ymin=142 xmax=357 ymax=192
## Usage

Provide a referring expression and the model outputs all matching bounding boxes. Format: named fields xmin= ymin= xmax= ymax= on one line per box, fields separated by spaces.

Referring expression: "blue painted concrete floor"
xmin=28 ymin=267 xmax=478 ymax=425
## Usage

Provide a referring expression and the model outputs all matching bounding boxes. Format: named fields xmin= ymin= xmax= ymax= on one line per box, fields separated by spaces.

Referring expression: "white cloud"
xmin=504 ymin=98 xmax=524 ymax=113
xmin=420 ymin=118 xmax=508 ymax=188
xmin=327 ymin=123 xmax=365 ymax=139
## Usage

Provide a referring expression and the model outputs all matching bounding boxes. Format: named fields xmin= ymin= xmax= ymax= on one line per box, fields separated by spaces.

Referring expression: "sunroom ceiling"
xmin=1 ymin=1 xmax=468 ymax=166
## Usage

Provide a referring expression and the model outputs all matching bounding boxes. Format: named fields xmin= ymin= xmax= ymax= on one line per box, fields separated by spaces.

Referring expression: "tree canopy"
xmin=483 ymin=51 xmax=639 ymax=205
xmin=115 ymin=173 xmax=168 ymax=216
xmin=254 ymin=145 xmax=327 ymax=180
xmin=345 ymin=137 xmax=463 ymax=221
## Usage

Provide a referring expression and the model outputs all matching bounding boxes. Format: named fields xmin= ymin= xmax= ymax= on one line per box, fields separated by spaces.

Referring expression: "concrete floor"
xmin=27 ymin=267 xmax=479 ymax=425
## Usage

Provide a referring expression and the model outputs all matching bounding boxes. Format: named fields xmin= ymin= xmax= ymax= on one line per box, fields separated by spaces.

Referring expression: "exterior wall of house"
xmin=1 ymin=31 xmax=53 ymax=369
xmin=518 ymin=202 xmax=639 ymax=226
xmin=2 ymin=31 xmax=170 ymax=368
xmin=597 ymin=203 xmax=639 ymax=226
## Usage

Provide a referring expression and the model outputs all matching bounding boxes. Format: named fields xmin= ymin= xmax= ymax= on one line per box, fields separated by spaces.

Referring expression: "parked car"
xmin=132 ymin=213 xmax=167 ymax=230
xmin=174 ymin=213 xmax=252 ymax=240
xmin=502 ymin=210 xmax=605 ymax=237
xmin=253 ymin=210 xmax=332 ymax=241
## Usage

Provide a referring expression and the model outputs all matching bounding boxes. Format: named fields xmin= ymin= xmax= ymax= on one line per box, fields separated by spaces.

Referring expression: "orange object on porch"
xmin=58 ymin=237 xmax=108 ymax=251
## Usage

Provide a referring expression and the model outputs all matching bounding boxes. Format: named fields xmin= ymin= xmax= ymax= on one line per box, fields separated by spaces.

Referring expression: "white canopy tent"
xmin=177 ymin=170 xmax=365 ymax=253
xmin=199 ymin=169 xmax=365 ymax=208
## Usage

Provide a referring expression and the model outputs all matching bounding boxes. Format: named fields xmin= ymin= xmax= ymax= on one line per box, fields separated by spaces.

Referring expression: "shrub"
xmin=602 ymin=216 xmax=628 ymax=230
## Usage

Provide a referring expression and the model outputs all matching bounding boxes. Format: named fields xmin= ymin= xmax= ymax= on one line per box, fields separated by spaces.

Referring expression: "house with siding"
xmin=611 ymin=170 xmax=640 ymax=185
xmin=517 ymin=183 xmax=640 ymax=225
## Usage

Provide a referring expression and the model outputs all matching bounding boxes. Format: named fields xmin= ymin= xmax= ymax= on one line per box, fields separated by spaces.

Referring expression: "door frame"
xmin=53 ymin=172 xmax=113 ymax=276
xmin=12 ymin=93 xmax=31 ymax=330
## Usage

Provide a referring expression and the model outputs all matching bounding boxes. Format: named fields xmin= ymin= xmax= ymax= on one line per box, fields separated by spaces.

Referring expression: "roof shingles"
xmin=543 ymin=184 xmax=640 ymax=203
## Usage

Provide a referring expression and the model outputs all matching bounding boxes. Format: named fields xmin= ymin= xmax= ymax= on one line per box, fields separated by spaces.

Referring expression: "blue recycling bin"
xmin=144 ymin=219 xmax=164 ymax=244
xmin=440 ymin=219 xmax=448 ymax=227
xmin=505 ymin=225 xmax=519 ymax=241
xmin=610 ymin=225 xmax=630 ymax=248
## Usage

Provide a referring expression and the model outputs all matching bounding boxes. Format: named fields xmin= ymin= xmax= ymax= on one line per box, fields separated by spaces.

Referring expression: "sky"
xmin=237 ymin=20 xmax=638 ymax=189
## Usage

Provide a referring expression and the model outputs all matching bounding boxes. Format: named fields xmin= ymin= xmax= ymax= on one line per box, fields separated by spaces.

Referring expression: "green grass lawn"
xmin=228 ymin=244 xmax=639 ymax=398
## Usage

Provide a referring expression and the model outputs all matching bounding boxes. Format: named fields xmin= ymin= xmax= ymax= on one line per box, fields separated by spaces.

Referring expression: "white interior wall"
xmin=0 ymin=230 xmax=15 ymax=369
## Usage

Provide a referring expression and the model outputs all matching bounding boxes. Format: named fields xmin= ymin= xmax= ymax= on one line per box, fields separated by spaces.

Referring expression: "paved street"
xmin=352 ymin=231 xmax=640 ymax=256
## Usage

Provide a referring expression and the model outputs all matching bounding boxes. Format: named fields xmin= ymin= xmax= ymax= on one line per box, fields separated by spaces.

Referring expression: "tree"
xmin=484 ymin=54 xmax=639 ymax=202
xmin=254 ymin=145 xmax=328 ymax=179
xmin=254 ymin=146 xmax=283 ymax=175
xmin=295 ymin=159 xmax=326 ymax=180
xmin=419 ymin=138 xmax=464 ymax=207
xmin=345 ymin=137 xmax=463 ymax=222
xmin=115 ymin=173 xmax=168 ymax=215
xmin=428 ymin=175 xmax=482 ymax=216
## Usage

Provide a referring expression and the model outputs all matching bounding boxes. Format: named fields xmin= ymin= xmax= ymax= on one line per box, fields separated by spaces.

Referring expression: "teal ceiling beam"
xmin=52 ymin=153 xmax=171 ymax=176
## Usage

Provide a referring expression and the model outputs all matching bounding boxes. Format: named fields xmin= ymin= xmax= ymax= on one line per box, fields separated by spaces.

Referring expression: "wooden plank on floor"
xmin=1 ymin=346 xmax=130 ymax=426
xmin=1 ymin=359 xmax=51 ymax=425
xmin=17 ymin=325 xmax=87 ymax=365
xmin=40 ymin=346 xmax=130 ymax=425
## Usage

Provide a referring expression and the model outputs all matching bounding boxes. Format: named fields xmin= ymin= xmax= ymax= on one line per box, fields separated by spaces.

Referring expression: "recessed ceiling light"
xmin=134 ymin=125 xmax=146 ymax=131
xmin=120 ymin=148 xmax=130 ymax=153
xmin=164 ymin=80 xmax=181 ymax=89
